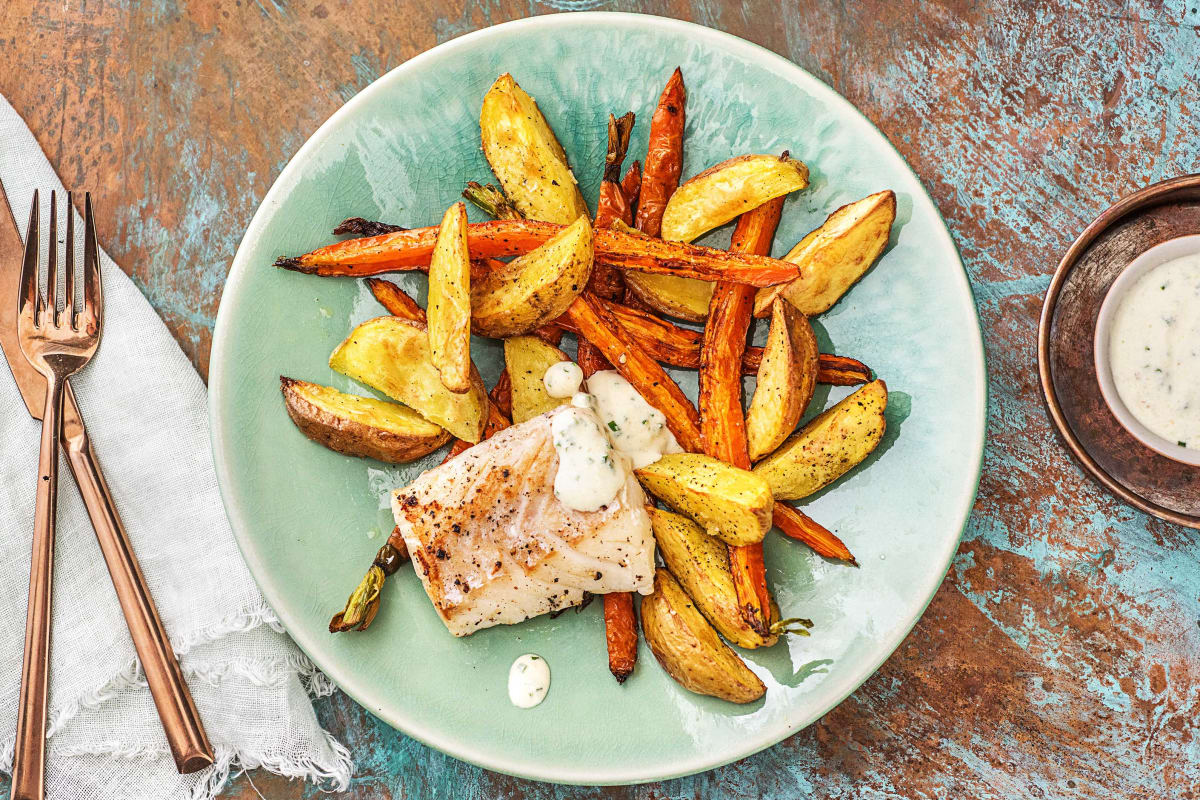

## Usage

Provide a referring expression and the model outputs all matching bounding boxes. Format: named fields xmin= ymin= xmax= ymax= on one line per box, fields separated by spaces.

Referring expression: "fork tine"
xmin=64 ymin=191 xmax=75 ymax=323
xmin=46 ymin=190 xmax=58 ymax=326
xmin=82 ymin=192 xmax=101 ymax=333
xmin=19 ymin=190 xmax=39 ymax=319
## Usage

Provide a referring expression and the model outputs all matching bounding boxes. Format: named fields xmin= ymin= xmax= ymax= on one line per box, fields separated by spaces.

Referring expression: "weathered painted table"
xmin=3 ymin=1 xmax=1197 ymax=797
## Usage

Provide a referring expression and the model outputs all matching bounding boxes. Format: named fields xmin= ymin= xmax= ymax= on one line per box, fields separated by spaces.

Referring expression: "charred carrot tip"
xmin=274 ymin=256 xmax=309 ymax=272
xmin=740 ymin=607 xmax=772 ymax=637
xmin=333 ymin=217 xmax=406 ymax=237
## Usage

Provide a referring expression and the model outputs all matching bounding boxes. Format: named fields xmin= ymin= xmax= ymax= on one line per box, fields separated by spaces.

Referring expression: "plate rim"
xmin=210 ymin=11 xmax=988 ymax=784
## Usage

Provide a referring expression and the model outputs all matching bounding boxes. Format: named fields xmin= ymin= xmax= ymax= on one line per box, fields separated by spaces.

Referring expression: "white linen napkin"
xmin=0 ymin=96 xmax=351 ymax=799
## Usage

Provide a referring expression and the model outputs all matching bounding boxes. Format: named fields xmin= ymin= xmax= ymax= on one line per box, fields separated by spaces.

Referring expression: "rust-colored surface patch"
xmin=3 ymin=0 xmax=1198 ymax=797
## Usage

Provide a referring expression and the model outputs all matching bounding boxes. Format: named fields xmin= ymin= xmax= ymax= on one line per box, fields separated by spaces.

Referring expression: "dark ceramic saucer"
xmin=1039 ymin=174 xmax=1200 ymax=528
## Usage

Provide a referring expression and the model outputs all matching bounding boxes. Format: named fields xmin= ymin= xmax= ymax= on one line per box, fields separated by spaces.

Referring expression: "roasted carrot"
xmin=590 ymin=112 xmax=636 ymax=303
xmin=534 ymin=324 xmax=565 ymax=346
xmin=620 ymin=289 xmax=656 ymax=314
xmin=814 ymin=354 xmax=873 ymax=386
xmin=636 ymin=68 xmax=685 ymax=236
xmin=559 ymin=298 xmax=871 ymax=384
xmin=365 ymin=277 xmax=426 ymax=322
xmin=595 ymin=112 xmax=636 ymax=232
xmin=577 ymin=339 xmax=611 ymax=376
xmin=700 ymin=198 xmax=785 ymax=636
xmin=698 ymin=286 xmax=755 ymax=460
xmin=276 ymin=219 xmax=798 ymax=287
xmin=621 ymin=160 xmax=641 ymax=215
xmin=602 ymin=592 xmax=638 ymax=683
xmin=582 ymin=112 xmax=635 ymax=382
xmin=744 ymin=350 xmax=872 ymax=385
xmin=772 ymin=502 xmax=857 ymax=564
xmin=442 ymin=438 xmax=472 ymax=461
xmin=333 ymin=218 xmax=405 ymax=237
xmin=576 ymin=326 xmax=635 ymax=681
xmin=489 ymin=370 xmax=513 ymax=419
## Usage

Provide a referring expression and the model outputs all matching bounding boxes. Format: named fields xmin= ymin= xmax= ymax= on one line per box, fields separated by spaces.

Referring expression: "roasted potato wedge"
xmin=329 ymin=316 xmax=489 ymax=443
xmin=470 ymin=216 xmax=593 ymax=338
xmin=755 ymin=190 xmax=896 ymax=317
xmin=427 ymin=202 xmax=472 ymax=393
xmin=745 ymin=299 xmax=819 ymax=461
xmin=641 ymin=569 xmax=766 ymax=704
xmin=624 ymin=272 xmax=713 ymax=322
xmin=280 ymin=377 xmax=451 ymax=463
xmin=635 ymin=453 xmax=773 ymax=546
xmin=480 ymin=73 xmax=588 ymax=225
xmin=753 ymin=379 xmax=888 ymax=499
xmin=649 ymin=508 xmax=777 ymax=649
xmin=661 ymin=154 xmax=809 ymax=244
xmin=504 ymin=335 xmax=572 ymax=423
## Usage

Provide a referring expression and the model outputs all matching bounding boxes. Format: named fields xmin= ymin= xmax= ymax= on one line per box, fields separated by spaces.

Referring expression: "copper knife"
xmin=0 ymin=180 xmax=213 ymax=774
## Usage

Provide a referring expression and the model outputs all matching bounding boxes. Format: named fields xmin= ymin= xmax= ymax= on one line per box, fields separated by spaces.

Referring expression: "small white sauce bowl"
xmin=1094 ymin=234 xmax=1200 ymax=467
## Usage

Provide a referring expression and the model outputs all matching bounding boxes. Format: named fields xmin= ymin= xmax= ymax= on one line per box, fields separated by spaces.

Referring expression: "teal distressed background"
xmin=2 ymin=0 xmax=1199 ymax=797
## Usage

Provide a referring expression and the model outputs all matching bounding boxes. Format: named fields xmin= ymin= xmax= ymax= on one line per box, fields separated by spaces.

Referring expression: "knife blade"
xmin=0 ymin=178 xmax=214 ymax=773
xmin=0 ymin=178 xmax=48 ymax=418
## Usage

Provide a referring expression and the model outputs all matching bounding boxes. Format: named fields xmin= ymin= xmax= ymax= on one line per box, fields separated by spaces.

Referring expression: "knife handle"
xmin=60 ymin=382 xmax=214 ymax=774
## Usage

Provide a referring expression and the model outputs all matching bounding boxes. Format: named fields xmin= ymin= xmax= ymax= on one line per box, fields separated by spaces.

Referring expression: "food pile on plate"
xmin=275 ymin=69 xmax=896 ymax=704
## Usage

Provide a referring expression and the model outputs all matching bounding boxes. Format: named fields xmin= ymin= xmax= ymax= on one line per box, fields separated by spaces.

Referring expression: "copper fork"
xmin=12 ymin=190 xmax=102 ymax=800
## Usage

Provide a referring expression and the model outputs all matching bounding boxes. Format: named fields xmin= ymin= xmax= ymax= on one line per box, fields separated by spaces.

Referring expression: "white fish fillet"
xmin=392 ymin=406 xmax=655 ymax=637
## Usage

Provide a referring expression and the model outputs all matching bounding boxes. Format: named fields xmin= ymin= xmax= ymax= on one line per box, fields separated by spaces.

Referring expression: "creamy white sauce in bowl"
xmin=1095 ymin=235 xmax=1200 ymax=466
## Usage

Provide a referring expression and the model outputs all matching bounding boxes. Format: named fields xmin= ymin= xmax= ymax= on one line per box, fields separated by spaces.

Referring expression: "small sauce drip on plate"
xmin=508 ymin=654 xmax=550 ymax=708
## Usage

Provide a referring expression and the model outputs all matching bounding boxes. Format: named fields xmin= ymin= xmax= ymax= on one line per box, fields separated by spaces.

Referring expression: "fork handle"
xmin=12 ymin=375 xmax=64 ymax=800
xmin=60 ymin=382 xmax=214 ymax=774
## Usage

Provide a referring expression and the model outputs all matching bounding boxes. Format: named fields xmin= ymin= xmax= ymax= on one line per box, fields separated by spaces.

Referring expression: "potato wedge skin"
xmin=504 ymin=336 xmax=572 ymax=423
xmin=329 ymin=316 xmax=489 ymax=443
xmin=281 ymin=377 xmax=451 ymax=463
xmin=753 ymin=379 xmax=888 ymax=499
xmin=480 ymin=73 xmax=588 ymax=226
xmin=470 ymin=216 xmax=593 ymax=338
xmin=746 ymin=300 xmax=819 ymax=461
xmin=427 ymin=202 xmax=473 ymax=393
xmin=661 ymin=154 xmax=810 ymax=244
xmin=635 ymin=453 xmax=773 ymax=546
xmin=755 ymin=190 xmax=896 ymax=317
xmin=641 ymin=569 xmax=766 ymax=704
xmin=649 ymin=508 xmax=777 ymax=649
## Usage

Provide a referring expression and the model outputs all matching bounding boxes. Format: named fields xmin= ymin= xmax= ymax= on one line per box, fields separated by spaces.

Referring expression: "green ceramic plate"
xmin=210 ymin=12 xmax=986 ymax=785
